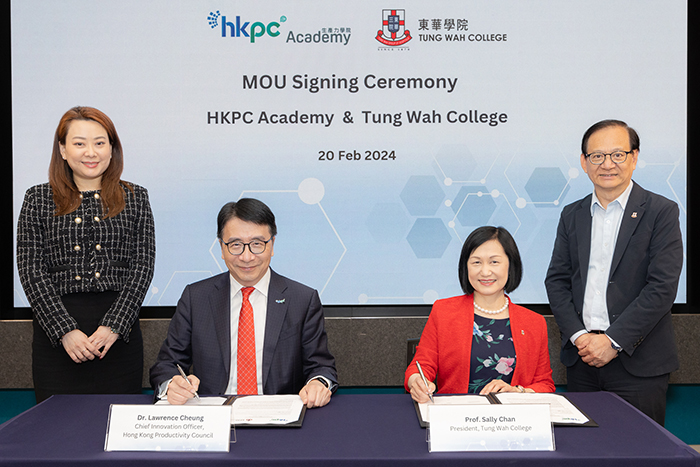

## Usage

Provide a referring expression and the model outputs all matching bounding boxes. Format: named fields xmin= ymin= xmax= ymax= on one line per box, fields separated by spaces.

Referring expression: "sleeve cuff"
xmin=605 ymin=334 xmax=623 ymax=351
xmin=307 ymin=376 xmax=336 ymax=392
xmin=155 ymin=378 xmax=172 ymax=401
xmin=570 ymin=329 xmax=587 ymax=345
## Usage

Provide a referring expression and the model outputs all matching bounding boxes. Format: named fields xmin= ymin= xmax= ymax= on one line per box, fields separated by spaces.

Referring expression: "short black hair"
xmin=458 ymin=226 xmax=522 ymax=295
xmin=581 ymin=119 xmax=640 ymax=154
xmin=217 ymin=198 xmax=277 ymax=240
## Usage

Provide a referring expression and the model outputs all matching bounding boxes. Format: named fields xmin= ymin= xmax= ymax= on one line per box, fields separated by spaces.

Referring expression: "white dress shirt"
xmin=225 ymin=269 xmax=270 ymax=395
xmin=570 ymin=181 xmax=634 ymax=346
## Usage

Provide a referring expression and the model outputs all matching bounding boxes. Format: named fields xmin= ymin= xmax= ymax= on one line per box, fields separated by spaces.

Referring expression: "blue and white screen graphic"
xmin=12 ymin=1 xmax=687 ymax=306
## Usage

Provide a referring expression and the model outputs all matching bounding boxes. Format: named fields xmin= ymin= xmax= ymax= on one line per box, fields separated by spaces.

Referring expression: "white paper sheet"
xmin=231 ymin=395 xmax=304 ymax=425
xmin=418 ymin=395 xmax=492 ymax=423
xmin=493 ymin=393 xmax=589 ymax=424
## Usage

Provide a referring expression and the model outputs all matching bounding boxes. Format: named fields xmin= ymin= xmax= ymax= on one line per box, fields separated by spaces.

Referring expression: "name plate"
xmin=428 ymin=403 xmax=554 ymax=452
xmin=104 ymin=404 xmax=232 ymax=452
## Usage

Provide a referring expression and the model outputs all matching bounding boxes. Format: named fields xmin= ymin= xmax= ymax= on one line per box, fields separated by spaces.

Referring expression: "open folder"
xmin=414 ymin=392 xmax=597 ymax=428
xmin=156 ymin=394 xmax=306 ymax=427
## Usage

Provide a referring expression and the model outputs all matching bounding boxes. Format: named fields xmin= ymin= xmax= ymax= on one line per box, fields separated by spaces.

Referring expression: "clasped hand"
xmin=61 ymin=326 xmax=119 ymax=363
xmin=575 ymin=333 xmax=618 ymax=367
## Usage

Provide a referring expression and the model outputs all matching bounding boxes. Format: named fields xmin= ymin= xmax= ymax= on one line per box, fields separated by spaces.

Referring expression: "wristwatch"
xmin=608 ymin=336 xmax=622 ymax=352
xmin=313 ymin=377 xmax=330 ymax=389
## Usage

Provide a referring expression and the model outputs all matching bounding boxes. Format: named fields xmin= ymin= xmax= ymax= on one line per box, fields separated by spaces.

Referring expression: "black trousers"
xmin=567 ymin=356 xmax=669 ymax=426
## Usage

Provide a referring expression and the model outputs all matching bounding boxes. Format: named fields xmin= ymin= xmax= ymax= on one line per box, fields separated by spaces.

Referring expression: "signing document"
xmin=157 ymin=394 xmax=306 ymax=426
xmin=491 ymin=393 xmax=590 ymax=425
xmin=156 ymin=397 xmax=228 ymax=406
xmin=416 ymin=393 xmax=592 ymax=426
xmin=229 ymin=395 xmax=305 ymax=426
xmin=418 ymin=395 xmax=492 ymax=424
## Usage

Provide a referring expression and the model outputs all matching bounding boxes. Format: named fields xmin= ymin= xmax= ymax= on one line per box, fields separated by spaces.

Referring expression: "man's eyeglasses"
xmin=222 ymin=238 xmax=273 ymax=256
xmin=584 ymin=150 xmax=634 ymax=165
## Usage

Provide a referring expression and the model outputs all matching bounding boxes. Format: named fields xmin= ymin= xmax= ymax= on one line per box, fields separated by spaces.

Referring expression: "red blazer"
xmin=405 ymin=294 xmax=555 ymax=393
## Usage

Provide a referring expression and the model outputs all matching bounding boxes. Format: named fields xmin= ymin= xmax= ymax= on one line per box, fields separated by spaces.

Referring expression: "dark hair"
xmin=458 ymin=226 xmax=522 ymax=295
xmin=49 ymin=106 xmax=132 ymax=218
xmin=581 ymin=119 xmax=640 ymax=154
xmin=217 ymin=198 xmax=278 ymax=240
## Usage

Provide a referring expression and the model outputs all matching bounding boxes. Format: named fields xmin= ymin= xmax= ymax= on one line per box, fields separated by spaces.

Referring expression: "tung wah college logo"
xmin=375 ymin=9 xmax=412 ymax=46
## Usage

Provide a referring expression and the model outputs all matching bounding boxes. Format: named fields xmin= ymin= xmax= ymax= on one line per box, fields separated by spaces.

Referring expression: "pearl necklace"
xmin=474 ymin=296 xmax=509 ymax=315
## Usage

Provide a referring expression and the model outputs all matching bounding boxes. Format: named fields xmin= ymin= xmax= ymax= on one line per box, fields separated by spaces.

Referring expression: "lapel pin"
xmin=631 ymin=212 xmax=638 ymax=218
xmin=521 ymin=330 xmax=525 ymax=335
xmin=275 ymin=299 xmax=286 ymax=304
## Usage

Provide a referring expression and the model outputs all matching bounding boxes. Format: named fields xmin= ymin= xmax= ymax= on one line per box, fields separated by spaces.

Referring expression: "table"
xmin=0 ymin=392 xmax=697 ymax=466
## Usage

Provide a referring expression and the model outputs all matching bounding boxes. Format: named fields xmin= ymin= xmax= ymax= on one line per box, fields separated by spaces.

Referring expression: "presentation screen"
xmin=11 ymin=1 xmax=687 ymax=307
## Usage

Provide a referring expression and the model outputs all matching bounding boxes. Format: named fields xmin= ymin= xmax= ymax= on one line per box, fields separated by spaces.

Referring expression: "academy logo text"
xmin=208 ymin=10 xmax=351 ymax=45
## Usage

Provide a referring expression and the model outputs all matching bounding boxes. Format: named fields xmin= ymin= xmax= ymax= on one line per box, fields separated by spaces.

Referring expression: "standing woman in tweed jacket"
xmin=17 ymin=106 xmax=156 ymax=402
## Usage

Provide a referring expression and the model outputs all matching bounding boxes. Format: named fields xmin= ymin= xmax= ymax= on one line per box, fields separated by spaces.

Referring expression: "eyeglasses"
xmin=222 ymin=238 xmax=273 ymax=256
xmin=584 ymin=150 xmax=633 ymax=165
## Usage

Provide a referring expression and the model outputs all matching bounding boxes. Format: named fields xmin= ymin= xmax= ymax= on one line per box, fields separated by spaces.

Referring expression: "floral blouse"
xmin=468 ymin=314 xmax=516 ymax=393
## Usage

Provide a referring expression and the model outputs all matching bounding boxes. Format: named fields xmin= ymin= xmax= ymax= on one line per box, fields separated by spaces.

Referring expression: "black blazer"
xmin=150 ymin=269 xmax=337 ymax=395
xmin=17 ymin=183 xmax=155 ymax=345
xmin=545 ymin=182 xmax=682 ymax=377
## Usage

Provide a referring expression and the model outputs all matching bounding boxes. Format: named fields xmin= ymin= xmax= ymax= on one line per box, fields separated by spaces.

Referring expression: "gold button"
xmin=74 ymin=275 xmax=82 ymax=281
xmin=74 ymin=217 xmax=82 ymax=224
xmin=94 ymin=216 xmax=100 ymax=222
xmin=79 ymin=193 xmax=83 ymax=199
xmin=95 ymin=244 xmax=102 ymax=251
xmin=95 ymin=272 xmax=101 ymax=278
xmin=94 ymin=193 xmax=100 ymax=199
xmin=73 ymin=245 xmax=81 ymax=251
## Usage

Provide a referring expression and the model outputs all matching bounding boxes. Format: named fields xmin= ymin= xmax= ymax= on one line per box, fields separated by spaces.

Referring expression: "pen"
xmin=176 ymin=363 xmax=200 ymax=400
xmin=415 ymin=361 xmax=434 ymax=403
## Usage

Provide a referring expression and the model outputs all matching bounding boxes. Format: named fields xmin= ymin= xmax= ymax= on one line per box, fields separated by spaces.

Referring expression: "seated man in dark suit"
xmin=150 ymin=198 xmax=337 ymax=407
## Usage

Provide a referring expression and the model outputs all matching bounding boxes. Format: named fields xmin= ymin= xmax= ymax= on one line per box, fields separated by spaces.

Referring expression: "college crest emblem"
xmin=376 ymin=9 xmax=412 ymax=46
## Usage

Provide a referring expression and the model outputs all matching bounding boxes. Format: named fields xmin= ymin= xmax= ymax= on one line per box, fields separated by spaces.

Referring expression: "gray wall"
xmin=2 ymin=315 xmax=699 ymax=389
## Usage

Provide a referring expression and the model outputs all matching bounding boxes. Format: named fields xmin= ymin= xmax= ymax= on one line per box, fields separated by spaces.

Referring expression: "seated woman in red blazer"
xmin=405 ymin=226 xmax=555 ymax=402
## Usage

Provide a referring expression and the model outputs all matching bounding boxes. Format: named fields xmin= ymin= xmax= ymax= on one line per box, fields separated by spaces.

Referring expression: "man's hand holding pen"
xmin=166 ymin=374 xmax=201 ymax=405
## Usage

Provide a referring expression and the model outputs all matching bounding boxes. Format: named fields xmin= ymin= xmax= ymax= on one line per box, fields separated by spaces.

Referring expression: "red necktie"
xmin=237 ymin=287 xmax=258 ymax=395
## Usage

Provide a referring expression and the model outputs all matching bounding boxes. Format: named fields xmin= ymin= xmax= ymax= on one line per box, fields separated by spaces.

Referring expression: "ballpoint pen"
xmin=176 ymin=363 xmax=200 ymax=400
xmin=415 ymin=361 xmax=434 ymax=403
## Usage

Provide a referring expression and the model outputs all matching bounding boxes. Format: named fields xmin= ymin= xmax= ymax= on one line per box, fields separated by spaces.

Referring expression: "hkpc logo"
xmin=208 ymin=10 xmax=286 ymax=43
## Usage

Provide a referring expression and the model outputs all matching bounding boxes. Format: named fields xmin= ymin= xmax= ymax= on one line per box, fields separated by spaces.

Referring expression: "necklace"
xmin=474 ymin=296 xmax=509 ymax=315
